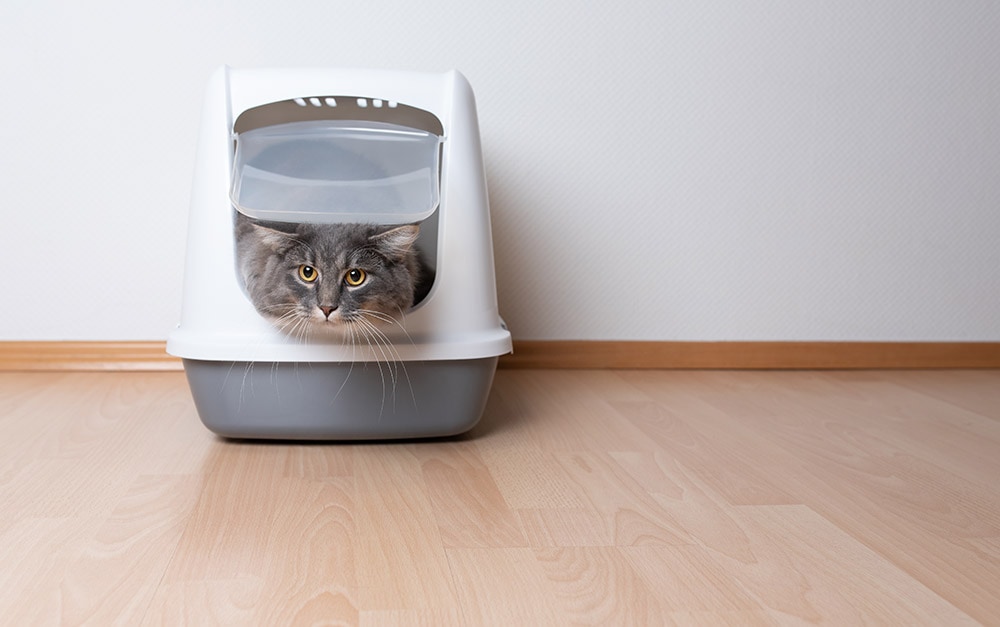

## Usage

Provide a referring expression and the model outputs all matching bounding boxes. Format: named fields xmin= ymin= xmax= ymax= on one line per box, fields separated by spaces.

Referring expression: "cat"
xmin=234 ymin=211 xmax=432 ymax=336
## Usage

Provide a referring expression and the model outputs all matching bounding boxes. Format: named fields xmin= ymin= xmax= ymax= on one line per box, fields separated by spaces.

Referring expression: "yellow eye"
xmin=298 ymin=265 xmax=318 ymax=283
xmin=344 ymin=268 xmax=366 ymax=287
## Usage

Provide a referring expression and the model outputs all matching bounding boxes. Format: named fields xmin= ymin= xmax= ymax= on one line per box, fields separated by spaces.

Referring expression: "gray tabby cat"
xmin=235 ymin=211 xmax=431 ymax=334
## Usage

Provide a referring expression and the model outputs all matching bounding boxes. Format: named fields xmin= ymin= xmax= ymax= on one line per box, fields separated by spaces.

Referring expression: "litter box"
xmin=167 ymin=67 xmax=511 ymax=439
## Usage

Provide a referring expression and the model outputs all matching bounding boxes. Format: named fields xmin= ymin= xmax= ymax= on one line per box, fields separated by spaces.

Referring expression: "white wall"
xmin=1 ymin=1 xmax=998 ymax=341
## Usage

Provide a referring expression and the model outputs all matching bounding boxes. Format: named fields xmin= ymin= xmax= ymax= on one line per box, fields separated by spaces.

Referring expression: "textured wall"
xmin=1 ymin=1 xmax=998 ymax=341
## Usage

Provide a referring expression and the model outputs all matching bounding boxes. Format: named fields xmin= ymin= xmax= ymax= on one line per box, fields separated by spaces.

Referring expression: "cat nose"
xmin=319 ymin=305 xmax=337 ymax=318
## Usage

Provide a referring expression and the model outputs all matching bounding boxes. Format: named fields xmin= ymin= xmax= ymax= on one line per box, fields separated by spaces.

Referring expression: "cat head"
xmin=235 ymin=212 xmax=423 ymax=335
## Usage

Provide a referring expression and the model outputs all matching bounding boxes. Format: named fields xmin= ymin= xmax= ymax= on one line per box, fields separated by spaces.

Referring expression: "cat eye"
xmin=344 ymin=268 xmax=366 ymax=287
xmin=298 ymin=265 xmax=319 ymax=283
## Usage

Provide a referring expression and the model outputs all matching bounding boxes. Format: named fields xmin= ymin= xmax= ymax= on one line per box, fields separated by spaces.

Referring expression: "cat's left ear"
xmin=370 ymin=225 xmax=419 ymax=261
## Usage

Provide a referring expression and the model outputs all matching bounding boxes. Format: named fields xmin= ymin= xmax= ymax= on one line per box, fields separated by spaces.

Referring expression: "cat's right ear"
xmin=250 ymin=224 xmax=297 ymax=252
xmin=236 ymin=212 xmax=296 ymax=252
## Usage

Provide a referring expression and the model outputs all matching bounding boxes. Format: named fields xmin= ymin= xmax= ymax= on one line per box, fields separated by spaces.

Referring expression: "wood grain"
xmin=3 ymin=340 xmax=1000 ymax=371
xmin=0 ymin=370 xmax=998 ymax=624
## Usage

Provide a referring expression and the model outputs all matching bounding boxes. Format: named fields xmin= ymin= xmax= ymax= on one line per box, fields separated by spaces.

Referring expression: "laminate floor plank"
xmin=0 ymin=369 xmax=998 ymax=624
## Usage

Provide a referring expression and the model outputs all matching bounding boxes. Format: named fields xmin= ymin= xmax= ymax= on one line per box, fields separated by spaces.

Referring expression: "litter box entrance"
xmin=230 ymin=96 xmax=443 ymax=226
xmin=231 ymin=124 xmax=442 ymax=226
xmin=229 ymin=96 xmax=444 ymax=307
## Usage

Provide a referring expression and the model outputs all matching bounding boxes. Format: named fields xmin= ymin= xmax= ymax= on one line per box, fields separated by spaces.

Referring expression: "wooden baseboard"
xmin=0 ymin=340 xmax=998 ymax=372
xmin=500 ymin=341 xmax=1000 ymax=369
xmin=0 ymin=342 xmax=183 ymax=372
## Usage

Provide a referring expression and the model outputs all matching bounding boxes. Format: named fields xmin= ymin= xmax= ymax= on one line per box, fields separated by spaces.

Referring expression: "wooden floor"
xmin=0 ymin=369 xmax=998 ymax=625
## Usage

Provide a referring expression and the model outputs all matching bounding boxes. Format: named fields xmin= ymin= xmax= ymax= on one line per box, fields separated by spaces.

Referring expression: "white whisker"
xmin=330 ymin=323 xmax=357 ymax=403
xmin=356 ymin=311 xmax=418 ymax=413
xmin=352 ymin=318 xmax=388 ymax=419
xmin=356 ymin=317 xmax=398 ymax=409
xmin=358 ymin=307 xmax=417 ymax=349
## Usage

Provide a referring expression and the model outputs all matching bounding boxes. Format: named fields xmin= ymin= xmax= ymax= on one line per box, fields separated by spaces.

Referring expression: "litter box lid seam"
xmin=166 ymin=327 xmax=513 ymax=363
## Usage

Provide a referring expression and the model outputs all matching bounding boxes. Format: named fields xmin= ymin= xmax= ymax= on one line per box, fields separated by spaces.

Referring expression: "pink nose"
xmin=320 ymin=306 xmax=337 ymax=318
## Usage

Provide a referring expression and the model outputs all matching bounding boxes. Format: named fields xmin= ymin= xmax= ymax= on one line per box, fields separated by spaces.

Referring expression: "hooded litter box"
xmin=167 ymin=67 xmax=511 ymax=439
